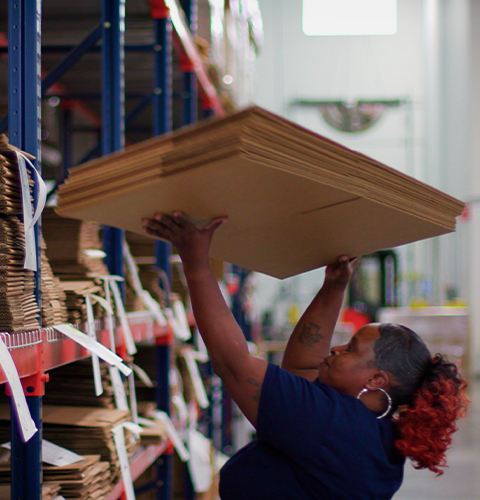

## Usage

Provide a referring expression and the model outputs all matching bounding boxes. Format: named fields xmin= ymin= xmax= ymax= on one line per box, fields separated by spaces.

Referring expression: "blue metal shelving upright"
xmin=102 ymin=0 xmax=126 ymax=281
xmin=8 ymin=1 xmax=43 ymax=499
xmin=150 ymin=4 xmax=174 ymax=499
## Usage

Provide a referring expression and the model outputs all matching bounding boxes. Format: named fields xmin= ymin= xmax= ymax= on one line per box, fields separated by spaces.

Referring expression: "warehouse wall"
xmin=251 ymin=0 xmax=478 ymax=371
xmin=468 ymin=0 xmax=480 ymax=374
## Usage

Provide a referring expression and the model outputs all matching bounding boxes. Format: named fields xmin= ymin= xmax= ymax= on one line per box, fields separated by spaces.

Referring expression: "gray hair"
xmin=374 ymin=323 xmax=432 ymax=407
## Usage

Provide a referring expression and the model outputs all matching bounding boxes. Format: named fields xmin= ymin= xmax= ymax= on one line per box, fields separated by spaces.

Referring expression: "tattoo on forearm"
xmin=298 ymin=322 xmax=323 ymax=347
xmin=247 ymin=377 xmax=262 ymax=402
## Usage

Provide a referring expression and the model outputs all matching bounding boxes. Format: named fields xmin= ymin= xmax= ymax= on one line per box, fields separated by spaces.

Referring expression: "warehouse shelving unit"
xmin=1 ymin=0 xmax=225 ymax=499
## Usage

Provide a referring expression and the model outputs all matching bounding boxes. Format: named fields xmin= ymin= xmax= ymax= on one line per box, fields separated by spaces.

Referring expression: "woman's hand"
xmin=324 ymin=255 xmax=360 ymax=289
xmin=142 ymin=211 xmax=228 ymax=274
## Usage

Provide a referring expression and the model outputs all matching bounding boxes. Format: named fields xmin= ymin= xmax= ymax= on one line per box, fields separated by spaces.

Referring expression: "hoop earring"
xmin=357 ymin=387 xmax=392 ymax=420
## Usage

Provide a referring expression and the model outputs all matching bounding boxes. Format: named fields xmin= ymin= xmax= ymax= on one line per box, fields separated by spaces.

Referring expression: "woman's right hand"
xmin=324 ymin=255 xmax=360 ymax=288
xmin=142 ymin=211 xmax=227 ymax=274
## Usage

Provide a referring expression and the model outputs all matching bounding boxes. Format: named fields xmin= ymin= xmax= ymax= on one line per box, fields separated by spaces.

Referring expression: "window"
xmin=302 ymin=0 xmax=397 ymax=36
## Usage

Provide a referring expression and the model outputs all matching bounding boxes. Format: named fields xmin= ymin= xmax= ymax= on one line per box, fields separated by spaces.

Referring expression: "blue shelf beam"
xmin=41 ymin=24 xmax=102 ymax=96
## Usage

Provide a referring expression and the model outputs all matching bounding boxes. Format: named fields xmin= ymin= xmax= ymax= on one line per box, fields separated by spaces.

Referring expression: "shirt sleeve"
xmin=256 ymin=363 xmax=334 ymax=465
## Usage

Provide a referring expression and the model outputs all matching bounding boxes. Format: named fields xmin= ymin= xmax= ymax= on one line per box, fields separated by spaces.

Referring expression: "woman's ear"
xmin=366 ymin=370 xmax=391 ymax=390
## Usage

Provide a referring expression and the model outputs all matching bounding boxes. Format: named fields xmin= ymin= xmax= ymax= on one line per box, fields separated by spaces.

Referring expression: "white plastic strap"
xmin=132 ymin=363 xmax=153 ymax=388
xmin=141 ymin=290 xmax=167 ymax=327
xmin=112 ymin=424 xmax=136 ymax=500
xmin=123 ymin=239 xmax=168 ymax=328
xmin=171 ymin=393 xmax=188 ymax=438
xmin=109 ymin=365 xmax=129 ymax=411
xmin=0 ymin=338 xmax=37 ymax=442
xmin=15 ymin=152 xmax=46 ymax=270
xmin=187 ymin=427 xmax=213 ymax=493
xmin=128 ymin=372 xmax=139 ymax=425
xmin=165 ymin=308 xmax=187 ymax=340
xmin=100 ymin=275 xmax=124 ymax=351
xmin=85 ymin=295 xmax=103 ymax=397
xmin=122 ymin=240 xmax=143 ymax=296
xmin=15 ymin=151 xmax=46 ymax=271
xmin=137 ymin=416 xmax=155 ymax=428
xmin=2 ymin=439 xmax=84 ymax=466
xmin=41 ymin=440 xmax=84 ymax=466
xmin=110 ymin=280 xmax=137 ymax=355
xmin=89 ymin=293 xmax=113 ymax=316
xmin=182 ymin=350 xmax=209 ymax=409
xmin=154 ymin=411 xmax=190 ymax=462
xmin=173 ymin=299 xmax=191 ymax=340
xmin=53 ymin=324 xmax=131 ymax=376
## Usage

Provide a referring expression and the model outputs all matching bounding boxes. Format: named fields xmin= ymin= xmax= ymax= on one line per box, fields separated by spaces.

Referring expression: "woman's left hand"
xmin=142 ymin=211 xmax=228 ymax=273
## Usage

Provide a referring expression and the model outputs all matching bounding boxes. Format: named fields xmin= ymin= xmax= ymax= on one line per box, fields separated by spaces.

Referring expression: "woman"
xmin=143 ymin=212 xmax=468 ymax=500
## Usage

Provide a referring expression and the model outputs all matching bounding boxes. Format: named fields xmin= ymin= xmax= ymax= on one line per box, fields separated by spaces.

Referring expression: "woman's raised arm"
xmin=143 ymin=211 xmax=268 ymax=427
xmin=281 ymin=256 xmax=359 ymax=381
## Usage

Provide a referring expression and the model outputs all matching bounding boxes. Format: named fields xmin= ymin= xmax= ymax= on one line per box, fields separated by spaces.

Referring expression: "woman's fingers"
xmin=143 ymin=218 xmax=175 ymax=241
xmin=204 ymin=216 xmax=228 ymax=234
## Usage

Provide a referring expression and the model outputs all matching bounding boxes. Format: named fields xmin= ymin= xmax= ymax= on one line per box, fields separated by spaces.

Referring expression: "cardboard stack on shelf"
xmin=0 ymin=137 xmax=40 ymax=332
xmin=41 ymin=235 xmax=69 ymax=327
xmin=43 ymin=359 xmax=118 ymax=408
xmin=56 ymin=106 xmax=465 ymax=280
xmin=0 ymin=455 xmax=110 ymax=500
xmin=0 ymin=405 xmax=136 ymax=488
xmin=0 ymin=483 xmax=61 ymax=500
xmin=42 ymin=455 xmax=111 ymax=500
xmin=42 ymin=207 xmax=109 ymax=323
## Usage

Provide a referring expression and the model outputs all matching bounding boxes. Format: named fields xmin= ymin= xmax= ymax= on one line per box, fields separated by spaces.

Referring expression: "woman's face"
xmin=318 ymin=324 xmax=381 ymax=397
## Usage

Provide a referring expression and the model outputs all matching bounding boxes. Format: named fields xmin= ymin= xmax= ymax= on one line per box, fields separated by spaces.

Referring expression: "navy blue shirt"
xmin=219 ymin=363 xmax=405 ymax=500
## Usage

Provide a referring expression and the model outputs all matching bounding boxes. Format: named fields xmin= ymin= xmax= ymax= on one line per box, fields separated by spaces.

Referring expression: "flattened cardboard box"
xmin=57 ymin=106 xmax=465 ymax=279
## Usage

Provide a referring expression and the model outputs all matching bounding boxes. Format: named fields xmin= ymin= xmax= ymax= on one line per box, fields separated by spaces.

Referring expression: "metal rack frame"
xmin=2 ymin=0 xmax=225 ymax=499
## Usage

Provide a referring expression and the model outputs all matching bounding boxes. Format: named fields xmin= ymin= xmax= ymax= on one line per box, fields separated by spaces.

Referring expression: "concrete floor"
xmin=393 ymin=379 xmax=480 ymax=500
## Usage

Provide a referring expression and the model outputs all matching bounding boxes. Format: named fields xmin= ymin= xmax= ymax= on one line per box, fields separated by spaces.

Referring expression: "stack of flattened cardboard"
xmin=0 ymin=138 xmax=40 ymax=331
xmin=42 ymin=208 xmax=109 ymax=280
xmin=0 ymin=455 xmax=109 ymax=500
xmin=60 ymin=280 xmax=103 ymax=325
xmin=43 ymin=359 xmax=118 ymax=408
xmin=40 ymin=406 xmax=136 ymax=485
xmin=0 ymin=483 xmax=61 ymax=500
xmin=42 ymin=208 xmax=109 ymax=323
xmin=0 ymin=216 xmax=40 ymax=332
xmin=56 ymin=106 xmax=465 ymax=279
xmin=41 ymin=235 xmax=69 ymax=327
xmin=43 ymin=455 xmax=111 ymax=500
xmin=0 ymin=405 xmax=135 ymax=487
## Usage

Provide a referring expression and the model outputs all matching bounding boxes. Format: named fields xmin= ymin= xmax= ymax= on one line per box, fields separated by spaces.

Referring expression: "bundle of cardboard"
xmin=0 ymin=455 xmax=110 ymax=500
xmin=42 ymin=208 xmax=109 ymax=323
xmin=42 ymin=455 xmax=111 ymax=499
xmin=0 ymin=483 xmax=61 ymax=500
xmin=43 ymin=359 xmax=118 ymax=408
xmin=0 ymin=135 xmax=40 ymax=333
xmin=0 ymin=405 xmax=136 ymax=486
xmin=56 ymin=106 xmax=465 ymax=279
xmin=41 ymin=235 xmax=69 ymax=327
xmin=0 ymin=138 xmax=41 ymax=331
xmin=0 ymin=216 xmax=40 ymax=332
xmin=42 ymin=208 xmax=109 ymax=280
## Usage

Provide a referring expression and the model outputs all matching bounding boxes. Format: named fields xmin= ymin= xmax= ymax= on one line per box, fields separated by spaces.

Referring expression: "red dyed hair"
xmin=393 ymin=354 xmax=469 ymax=475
